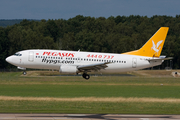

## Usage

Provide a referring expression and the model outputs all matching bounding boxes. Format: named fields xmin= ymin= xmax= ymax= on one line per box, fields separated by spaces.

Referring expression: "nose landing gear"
xmin=17 ymin=67 xmax=26 ymax=75
xmin=82 ymin=73 xmax=90 ymax=80
xmin=23 ymin=71 xmax=27 ymax=75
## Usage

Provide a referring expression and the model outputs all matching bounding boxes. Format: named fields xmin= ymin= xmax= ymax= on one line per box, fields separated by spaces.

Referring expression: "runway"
xmin=0 ymin=114 xmax=179 ymax=120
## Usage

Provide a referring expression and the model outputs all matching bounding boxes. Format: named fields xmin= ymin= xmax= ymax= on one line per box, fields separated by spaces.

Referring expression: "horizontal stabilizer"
xmin=148 ymin=57 xmax=173 ymax=62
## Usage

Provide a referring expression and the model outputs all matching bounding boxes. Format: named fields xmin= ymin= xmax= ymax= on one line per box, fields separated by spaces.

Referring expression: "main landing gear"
xmin=82 ymin=73 xmax=90 ymax=80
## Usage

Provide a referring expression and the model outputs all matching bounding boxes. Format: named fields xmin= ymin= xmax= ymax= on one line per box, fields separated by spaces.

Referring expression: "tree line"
xmin=0 ymin=15 xmax=180 ymax=69
xmin=0 ymin=19 xmax=40 ymax=27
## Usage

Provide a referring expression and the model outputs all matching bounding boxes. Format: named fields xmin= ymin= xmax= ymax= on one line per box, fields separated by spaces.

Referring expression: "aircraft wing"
xmin=77 ymin=62 xmax=111 ymax=72
xmin=148 ymin=57 xmax=173 ymax=62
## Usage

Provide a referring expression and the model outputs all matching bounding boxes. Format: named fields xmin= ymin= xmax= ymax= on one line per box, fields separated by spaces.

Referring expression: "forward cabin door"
xmin=132 ymin=58 xmax=137 ymax=68
xmin=28 ymin=51 xmax=34 ymax=62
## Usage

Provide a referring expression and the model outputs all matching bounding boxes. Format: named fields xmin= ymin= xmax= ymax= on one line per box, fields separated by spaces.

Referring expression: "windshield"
xmin=14 ymin=53 xmax=22 ymax=56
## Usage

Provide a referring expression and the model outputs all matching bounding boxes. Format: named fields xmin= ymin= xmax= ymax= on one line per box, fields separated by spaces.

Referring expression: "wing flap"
xmin=77 ymin=62 xmax=111 ymax=72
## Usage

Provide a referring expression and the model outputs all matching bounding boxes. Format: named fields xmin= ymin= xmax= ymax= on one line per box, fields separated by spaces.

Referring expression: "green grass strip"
xmin=0 ymin=100 xmax=179 ymax=114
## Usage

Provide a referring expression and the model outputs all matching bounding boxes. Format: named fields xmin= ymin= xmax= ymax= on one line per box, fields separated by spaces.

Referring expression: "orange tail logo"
xmin=122 ymin=27 xmax=169 ymax=57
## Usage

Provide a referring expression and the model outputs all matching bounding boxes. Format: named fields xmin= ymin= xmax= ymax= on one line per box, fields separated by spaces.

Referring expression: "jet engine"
xmin=59 ymin=65 xmax=78 ymax=73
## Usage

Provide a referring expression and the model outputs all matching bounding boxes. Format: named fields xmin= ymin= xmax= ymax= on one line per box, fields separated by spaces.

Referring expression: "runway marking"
xmin=0 ymin=114 xmax=177 ymax=120
xmin=0 ymin=96 xmax=180 ymax=103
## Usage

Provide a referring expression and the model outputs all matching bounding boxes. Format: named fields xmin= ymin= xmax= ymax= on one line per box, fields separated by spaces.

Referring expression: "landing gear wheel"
xmin=23 ymin=71 xmax=27 ymax=75
xmin=82 ymin=73 xmax=90 ymax=80
xmin=85 ymin=74 xmax=90 ymax=80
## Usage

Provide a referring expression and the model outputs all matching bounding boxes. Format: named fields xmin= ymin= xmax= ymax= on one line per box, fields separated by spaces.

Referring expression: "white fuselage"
xmin=6 ymin=49 xmax=163 ymax=73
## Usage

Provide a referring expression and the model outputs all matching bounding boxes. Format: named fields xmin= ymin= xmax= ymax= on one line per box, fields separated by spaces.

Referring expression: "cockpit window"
xmin=14 ymin=53 xmax=22 ymax=56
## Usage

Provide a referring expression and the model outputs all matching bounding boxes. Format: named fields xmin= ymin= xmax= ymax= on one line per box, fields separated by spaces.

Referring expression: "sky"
xmin=0 ymin=0 xmax=180 ymax=20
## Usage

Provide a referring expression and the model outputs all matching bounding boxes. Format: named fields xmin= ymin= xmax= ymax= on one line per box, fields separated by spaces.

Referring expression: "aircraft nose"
xmin=6 ymin=56 xmax=12 ymax=63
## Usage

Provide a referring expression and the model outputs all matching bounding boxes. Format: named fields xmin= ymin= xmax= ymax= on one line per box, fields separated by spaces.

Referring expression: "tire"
xmin=85 ymin=74 xmax=90 ymax=80
xmin=82 ymin=73 xmax=90 ymax=80
xmin=23 ymin=71 xmax=26 ymax=75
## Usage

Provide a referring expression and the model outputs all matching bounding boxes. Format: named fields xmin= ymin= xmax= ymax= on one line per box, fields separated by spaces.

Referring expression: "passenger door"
xmin=28 ymin=51 xmax=34 ymax=62
xmin=132 ymin=58 xmax=137 ymax=68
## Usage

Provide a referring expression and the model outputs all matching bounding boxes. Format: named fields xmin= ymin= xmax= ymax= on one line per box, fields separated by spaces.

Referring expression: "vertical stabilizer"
xmin=122 ymin=27 xmax=169 ymax=57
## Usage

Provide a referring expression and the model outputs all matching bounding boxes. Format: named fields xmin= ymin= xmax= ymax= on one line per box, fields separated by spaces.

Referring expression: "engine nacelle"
xmin=59 ymin=65 xmax=78 ymax=73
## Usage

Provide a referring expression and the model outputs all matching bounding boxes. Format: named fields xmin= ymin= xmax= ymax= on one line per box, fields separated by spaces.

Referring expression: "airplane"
xmin=6 ymin=27 xmax=172 ymax=80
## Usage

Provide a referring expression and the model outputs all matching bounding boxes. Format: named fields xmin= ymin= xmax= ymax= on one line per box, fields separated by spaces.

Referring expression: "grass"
xmin=0 ymin=101 xmax=180 ymax=114
xmin=0 ymin=71 xmax=180 ymax=114
xmin=0 ymin=84 xmax=180 ymax=98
